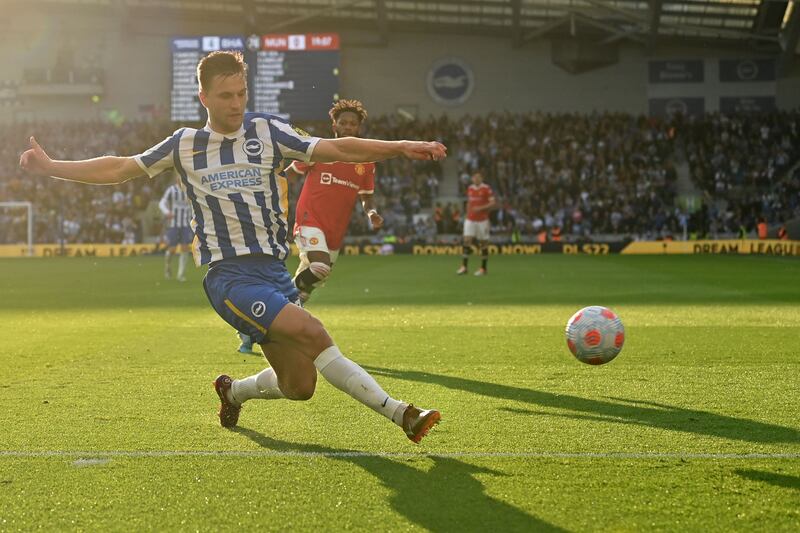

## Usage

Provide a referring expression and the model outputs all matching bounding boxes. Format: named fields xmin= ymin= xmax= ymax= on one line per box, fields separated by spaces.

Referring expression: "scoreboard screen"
xmin=171 ymin=33 xmax=340 ymax=122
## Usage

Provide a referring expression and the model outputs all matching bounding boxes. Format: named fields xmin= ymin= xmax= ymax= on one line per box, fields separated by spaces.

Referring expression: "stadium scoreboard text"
xmin=171 ymin=33 xmax=340 ymax=122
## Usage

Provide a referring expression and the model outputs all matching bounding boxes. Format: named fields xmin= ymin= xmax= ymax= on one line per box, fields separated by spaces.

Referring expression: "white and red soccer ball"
xmin=565 ymin=306 xmax=625 ymax=365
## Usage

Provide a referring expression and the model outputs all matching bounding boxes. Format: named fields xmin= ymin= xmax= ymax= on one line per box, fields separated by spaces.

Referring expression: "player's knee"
xmin=300 ymin=315 xmax=333 ymax=353
xmin=295 ymin=261 xmax=331 ymax=292
xmin=308 ymin=261 xmax=331 ymax=282
xmin=282 ymin=374 xmax=317 ymax=401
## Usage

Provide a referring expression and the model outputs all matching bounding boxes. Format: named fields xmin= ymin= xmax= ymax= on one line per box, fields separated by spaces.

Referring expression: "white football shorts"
xmin=463 ymin=219 xmax=490 ymax=241
xmin=294 ymin=225 xmax=340 ymax=264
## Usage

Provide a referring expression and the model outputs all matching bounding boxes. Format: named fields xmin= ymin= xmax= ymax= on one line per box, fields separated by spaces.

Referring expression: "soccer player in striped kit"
xmin=158 ymin=173 xmax=193 ymax=281
xmin=19 ymin=51 xmax=445 ymax=443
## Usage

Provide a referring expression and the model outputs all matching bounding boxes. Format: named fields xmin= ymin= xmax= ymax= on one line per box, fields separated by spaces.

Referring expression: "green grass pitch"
xmin=0 ymin=254 xmax=798 ymax=531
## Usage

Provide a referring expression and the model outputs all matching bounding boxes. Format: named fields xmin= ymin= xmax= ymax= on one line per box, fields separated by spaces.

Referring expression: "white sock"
xmin=230 ymin=367 xmax=285 ymax=404
xmin=177 ymin=252 xmax=187 ymax=278
xmin=164 ymin=250 xmax=172 ymax=273
xmin=314 ymin=346 xmax=407 ymax=426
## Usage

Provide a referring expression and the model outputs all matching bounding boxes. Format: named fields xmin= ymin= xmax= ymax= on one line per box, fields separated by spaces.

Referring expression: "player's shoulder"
xmin=245 ymin=111 xmax=281 ymax=123
xmin=163 ymin=126 xmax=198 ymax=147
xmin=355 ymin=162 xmax=376 ymax=179
xmin=245 ymin=113 xmax=313 ymax=136
xmin=171 ymin=126 xmax=192 ymax=137
xmin=245 ymin=112 xmax=298 ymax=128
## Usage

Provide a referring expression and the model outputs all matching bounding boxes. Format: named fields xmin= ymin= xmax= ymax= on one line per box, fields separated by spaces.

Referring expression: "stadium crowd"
xmin=0 ymin=120 xmax=172 ymax=245
xmin=682 ymin=111 xmax=800 ymax=237
xmin=0 ymin=110 xmax=797 ymax=245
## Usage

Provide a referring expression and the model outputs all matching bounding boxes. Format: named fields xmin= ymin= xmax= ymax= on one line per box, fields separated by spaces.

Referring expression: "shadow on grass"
xmin=3 ymin=255 xmax=800 ymax=310
xmin=233 ymin=427 xmax=565 ymax=532
xmin=363 ymin=367 xmax=800 ymax=445
xmin=735 ymin=469 xmax=800 ymax=490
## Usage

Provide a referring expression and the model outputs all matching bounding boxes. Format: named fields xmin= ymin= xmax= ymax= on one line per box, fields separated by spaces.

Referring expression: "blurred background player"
xmin=158 ymin=172 xmax=192 ymax=281
xmin=286 ymin=99 xmax=382 ymax=303
xmin=457 ymin=171 xmax=497 ymax=276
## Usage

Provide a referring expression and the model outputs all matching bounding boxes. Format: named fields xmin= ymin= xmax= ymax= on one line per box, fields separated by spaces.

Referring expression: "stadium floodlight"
xmin=0 ymin=201 xmax=34 ymax=256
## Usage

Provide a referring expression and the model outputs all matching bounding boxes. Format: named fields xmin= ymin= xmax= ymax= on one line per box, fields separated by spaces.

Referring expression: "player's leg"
xmin=293 ymin=226 xmax=334 ymax=302
xmin=205 ymin=258 xmax=302 ymax=425
xmin=458 ymin=228 xmax=475 ymax=275
xmin=164 ymin=246 xmax=176 ymax=279
xmin=236 ymin=330 xmax=258 ymax=355
xmin=294 ymin=250 xmax=331 ymax=297
xmin=226 ymin=340 xmax=315 ymax=403
xmin=266 ymin=303 xmax=440 ymax=442
xmin=208 ymin=257 xmax=439 ymax=441
xmin=164 ymin=228 xmax=178 ymax=279
xmin=475 ymin=221 xmax=490 ymax=275
xmin=176 ymin=230 xmax=192 ymax=281
xmin=475 ymin=239 xmax=489 ymax=275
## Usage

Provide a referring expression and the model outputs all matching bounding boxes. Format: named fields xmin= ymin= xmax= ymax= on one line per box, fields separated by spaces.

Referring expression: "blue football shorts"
xmin=202 ymin=254 xmax=300 ymax=344
xmin=166 ymin=226 xmax=193 ymax=247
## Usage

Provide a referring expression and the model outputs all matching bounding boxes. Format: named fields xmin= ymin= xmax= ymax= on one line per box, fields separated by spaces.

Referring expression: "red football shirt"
xmin=466 ymin=183 xmax=495 ymax=222
xmin=292 ymin=161 xmax=376 ymax=250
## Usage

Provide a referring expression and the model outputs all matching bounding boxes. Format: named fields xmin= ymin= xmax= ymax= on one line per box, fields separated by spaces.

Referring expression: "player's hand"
xmin=19 ymin=136 xmax=54 ymax=175
xmin=401 ymin=141 xmax=447 ymax=161
xmin=369 ymin=211 xmax=384 ymax=230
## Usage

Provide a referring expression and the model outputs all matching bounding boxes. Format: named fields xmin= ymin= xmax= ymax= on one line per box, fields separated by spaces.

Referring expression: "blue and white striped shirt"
xmin=134 ymin=112 xmax=320 ymax=265
xmin=158 ymin=183 xmax=192 ymax=229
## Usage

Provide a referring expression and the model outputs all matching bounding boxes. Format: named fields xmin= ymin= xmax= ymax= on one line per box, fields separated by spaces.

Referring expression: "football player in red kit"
xmin=287 ymin=99 xmax=383 ymax=302
xmin=457 ymin=171 xmax=497 ymax=276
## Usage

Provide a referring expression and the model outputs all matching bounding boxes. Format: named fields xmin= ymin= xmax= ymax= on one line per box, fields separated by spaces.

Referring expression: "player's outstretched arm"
xmin=312 ymin=137 xmax=446 ymax=163
xmin=19 ymin=136 xmax=144 ymax=185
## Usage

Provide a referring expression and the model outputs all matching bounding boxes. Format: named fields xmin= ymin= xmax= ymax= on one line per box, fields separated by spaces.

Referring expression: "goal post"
xmin=0 ymin=201 xmax=34 ymax=257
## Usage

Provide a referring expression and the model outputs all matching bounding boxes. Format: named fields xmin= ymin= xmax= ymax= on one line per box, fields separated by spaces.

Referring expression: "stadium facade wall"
xmin=1 ymin=9 xmax=799 ymax=122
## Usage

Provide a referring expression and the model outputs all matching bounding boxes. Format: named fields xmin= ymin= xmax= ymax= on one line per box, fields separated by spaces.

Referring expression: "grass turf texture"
xmin=0 ymin=254 xmax=798 ymax=531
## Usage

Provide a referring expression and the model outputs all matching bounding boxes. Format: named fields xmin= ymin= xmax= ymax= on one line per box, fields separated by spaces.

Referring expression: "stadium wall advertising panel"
xmin=621 ymin=240 xmax=800 ymax=256
xmin=648 ymin=60 xmax=704 ymax=83
xmin=1 ymin=241 xmax=798 ymax=258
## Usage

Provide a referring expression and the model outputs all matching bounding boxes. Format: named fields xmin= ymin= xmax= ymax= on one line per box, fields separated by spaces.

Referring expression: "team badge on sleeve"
xmin=292 ymin=125 xmax=311 ymax=137
xmin=355 ymin=164 xmax=366 ymax=176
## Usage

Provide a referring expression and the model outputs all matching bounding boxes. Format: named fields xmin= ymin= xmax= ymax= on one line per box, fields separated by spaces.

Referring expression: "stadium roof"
xmin=13 ymin=1 xmax=800 ymax=58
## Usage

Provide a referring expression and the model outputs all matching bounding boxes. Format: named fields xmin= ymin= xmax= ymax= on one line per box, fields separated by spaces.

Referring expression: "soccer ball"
xmin=565 ymin=306 xmax=625 ymax=365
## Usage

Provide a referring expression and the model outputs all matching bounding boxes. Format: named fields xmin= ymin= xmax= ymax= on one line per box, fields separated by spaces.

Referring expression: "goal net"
xmin=0 ymin=201 xmax=34 ymax=256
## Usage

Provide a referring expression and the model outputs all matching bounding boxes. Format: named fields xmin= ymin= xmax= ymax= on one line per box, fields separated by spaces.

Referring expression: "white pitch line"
xmin=0 ymin=451 xmax=798 ymax=459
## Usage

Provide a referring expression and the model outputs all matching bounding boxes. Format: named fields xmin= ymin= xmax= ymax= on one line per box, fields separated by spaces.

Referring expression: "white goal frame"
xmin=0 ymin=201 xmax=34 ymax=256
